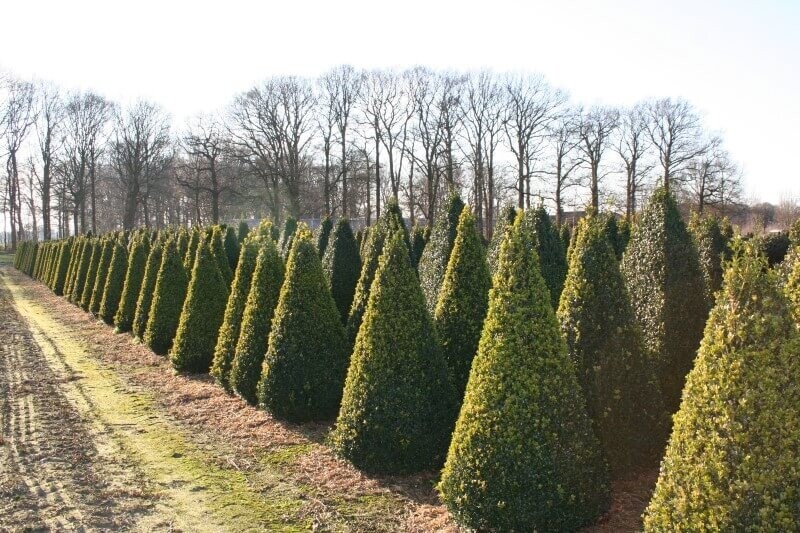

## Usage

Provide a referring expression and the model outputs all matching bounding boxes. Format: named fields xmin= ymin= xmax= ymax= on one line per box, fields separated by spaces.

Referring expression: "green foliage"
xmin=74 ymin=239 xmax=98 ymax=306
xmin=278 ymin=217 xmax=297 ymax=259
xmin=488 ymin=205 xmax=518 ymax=274
xmin=62 ymin=238 xmax=81 ymax=297
xmin=434 ymin=208 xmax=491 ymax=401
xmin=323 ymin=218 xmax=362 ymax=323
xmin=171 ymin=240 xmax=230 ymax=373
xmin=331 ymin=231 xmax=456 ymax=474
xmin=210 ymin=226 xmax=233 ymax=285
xmin=346 ymin=223 xmax=386 ymax=346
xmin=418 ymin=192 xmax=465 ymax=314
xmin=53 ymin=239 xmax=73 ymax=296
xmin=144 ymin=237 xmax=189 ymax=355
xmin=115 ymin=236 xmax=150 ymax=332
xmin=439 ymin=216 xmax=609 ymax=532
xmin=229 ymin=237 xmax=285 ymax=404
xmin=89 ymin=238 xmax=115 ymax=315
xmin=622 ymin=187 xmax=708 ymax=414
xmin=410 ymin=225 xmax=427 ymax=269
xmin=757 ymin=231 xmax=790 ymax=266
xmin=520 ymin=205 xmax=568 ymax=309
xmin=790 ymin=218 xmax=800 ymax=246
xmin=644 ymin=242 xmax=800 ymax=531
xmin=184 ymin=228 xmax=200 ymax=270
xmin=132 ymin=241 xmax=164 ymax=340
xmin=257 ymin=227 xmax=347 ymax=421
xmin=558 ymin=215 xmax=666 ymax=474
xmin=99 ymin=241 xmax=129 ymax=325
xmin=223 ymin=225 xmax=240 ymax=272
xmin=316 ymin=216 xmax=333 ymax=257
xmin=602 ymin=214 xmax=627 ymax=260
xmin=787 ymin=250 xmax=800 ymax=326
xmin=383 ymin=197 xmax=414 ymax=262
xmin=689 ymin=213 xmax=732 ymax=303
xmin=237 ymin=221 xmax=250 ymax=244
xmin=211 ymin=236 xmax=262 ymax=390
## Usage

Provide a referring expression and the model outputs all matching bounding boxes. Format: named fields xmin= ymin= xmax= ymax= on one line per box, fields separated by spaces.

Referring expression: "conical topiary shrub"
xmin=315 ymin=215 xmax=333 ymax=257
xmin=75 ymin=239 xmax=99 ymax=307
xmin=144 ymin=237 xmax=189 ymax=355
xmin=62 ymin=238 xmax=81 ymax=297
xmin=644 ymin=241 xmax=800 ymax=531
xmin=323 ymin=218 xmax=362 ymax=323
xmin=418 ymin=192 xmax=465 ymax=314
xmin=787 ymin=249 xmax=800 ymax=325
xmin=132 ymin=240 xmax=163 ymax=340
xmin=689 ymin=213 xmax=731 ymax=303
xmin=229 ymin=236 xmax=285 ymax=404
xmin=434 ymin=208 xmax=491 ymax=401
xmin=237 ymin=221 xmax=250 ymax=244
xmin=53 ymin=239 xmax=73 ymax=296
xmin=211 ymin=235 xmax=262 ymax=391
xmin=487 ymin=203 xmax=517 ymax=274
xmin=278 ymin=216 xmax=297 ymax=259
xmin=345 ymin=222 xmax=386 ymax=346
xmin=210 ymin=226 xmax=233 ymax=285
xmin=184 ymin=227 xmax=200 ymax=270
xmin=99 ymin=240 xmax=129 ymax=325
xmin=89 ymin=238 xmax=115 ymax=315
xmin=602 ymin=214 xmax=627 ymax=260
xmin=256 ymin=227 xmax=346 ymax=420
xmin=558 ymin=215 xmax=666 ymax=474
xmin=520 ymin=205 xmax=567 ymax=309
xmin=410 ymin=224 xmax=427 ymax=269
xmin=115 ymin=236 xmax=150 ymax=332
xmin=622 ymin=187 xmax=708 ymax=414
xmin=223 ymin=225 xmax=240 ymax=272
xmin=170 ymin=240 xmax=230 ymax=373
xmin=439 ymin=216 xmax=610 ymax=531
xmin=331 ymin=230 xmax=456 ymax=473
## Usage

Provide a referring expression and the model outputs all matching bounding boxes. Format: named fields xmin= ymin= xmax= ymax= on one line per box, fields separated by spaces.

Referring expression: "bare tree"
xmin=685 ymin=139 xmax=742 ymax=214
xmin=110 ymin=100 xmax=171 ymax=230
xmin=32 ymin=82 xmax=64 ymax=240
xmin=2 ymin=78 xmax=36 ymax=248
xmin=541 ymin=111 xmax=583 ymax=224
xmin=437 ymin=72 xmax=465 ymax=190
xmin=503 ymin=73 xmax=566 ymax=209
xmin=577 ymin=105 xmax=619 ymax=210
xmin=408 ymin=67 xmax=444 ymax=222
xmin=647 ymin=97 xmax=709 ymax=191
xmin=615 ymin=103 xmax=652 ymax=217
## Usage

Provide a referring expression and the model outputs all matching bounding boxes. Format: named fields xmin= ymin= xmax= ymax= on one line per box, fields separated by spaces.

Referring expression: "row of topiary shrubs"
xmin=13 ymin=190 xmax=800 ymax=531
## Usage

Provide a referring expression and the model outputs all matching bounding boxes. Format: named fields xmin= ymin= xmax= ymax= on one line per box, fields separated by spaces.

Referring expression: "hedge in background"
xmin=256 ymin=227 xmax=346 ymax=420
xmin=331 ymin=231 xmax=456 ymax=474
xmin=488 ymin=206 xmax=517 ymax=276
xmin=223 ymin=225 xmax=239 ymax=272
xmin=132 ymin=240 xmax=164 ymax=340
xmin=62 ymin=238 xmax=81 ymax=297
xmin=558 ymin=215 xmax=666 ymax=474
xmin=520 ymin=205 xmax=567 ymax=309
xmin=53 ymin=239 xmax=73 ymax=296
xmin=689 ymin=213 xmax=732 ymax=303
xmin=622 ymin=187 xmax=708 ymax=414
xmin=644 ymin=242 xmax=800 ymax=531
xmin=211 ymin=235 xmax=262 ymax=391
xmin=278 ymin=216 xmax=297 ymax=259
xmin=89 ymin=238 xmax=115 ymax=315
xmin=434 ymin=208 xmax=491 ymax=401
xmin=171 ymin=240 xmax=229 ymax=373
xmin=757 ymin=230 xmax=790 ymax=266
xmin=418 ymin=192 xmax=465 ymax=314
xmin=115 ymin=236 xmax=150 ymax=332
xmin=439 ymin=216 xmax=609 ymax=532
xmin=346 ymin=222 xmax=387 ymax=346
xmin=323 ymin=218 xmax=362 ymax=323
xmin=98 ymin=240 xmax=129 ymax=325
xmin=75 ymin=239 xmax=99 ymax=307
xmin=410 ymin=224 xmax=427 ymax=269
xmin=316 ymin=215 xmax=333 ymax=257
xmin=602 ymin=214 xmax=627 ymax=260
xmin=144 ymin=237 xmax=189 ymax=355
xmin=229 ymin=236 xmax=285 ymax=403
xmin=237 ymin=221 xmax=250 ymax=244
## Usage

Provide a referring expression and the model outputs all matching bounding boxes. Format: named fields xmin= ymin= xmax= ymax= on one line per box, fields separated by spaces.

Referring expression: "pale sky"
xmin=1 ymin=0 xmax=798 ymax=203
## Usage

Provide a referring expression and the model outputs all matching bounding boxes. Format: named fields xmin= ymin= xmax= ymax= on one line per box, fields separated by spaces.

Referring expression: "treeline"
xmin=13 ymin=187 xmax=800 ymax=531
xmin=2 ymin=67 xmax=743 ymax=250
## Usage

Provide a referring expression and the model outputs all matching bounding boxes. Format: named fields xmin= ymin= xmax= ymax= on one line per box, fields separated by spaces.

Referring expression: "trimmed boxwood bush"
xmin=256 ymin=227 xmax=346 ymax=420
xmin=410 ymin=224 xmax=427 ymax=269
xmin=418 ymin=192 xmax=465 ymax=314
xmin=228 ymin=236 xmax=284 ymax=403
xmin=144 ymin=237 xmax=189 ymax=355
xmin=278 ymin=216 xmax=297 ymax=259
xmin=75 ymin=239 xmax=99 ymax=307
xmin=99 ymin=240 xmax=129 ymax=325
xmin=787 ymin=250 xmax=800 ymax=325
xmin=171 ymin=239 xmax=230 ymax=373
xmin=132 ymin=240 xmax=163 ymax=340
xmin=331 ymin=230 xmax=456 ymax=473
xmin=315 ymin=215 xmax=333 ymax=257
xmin=758 ymin=230 xmax=790 ymax=266
xmin=323 ymin=218 xmax=362 ymax=323
xmin=644 ymin=241 xmax=800 ymax=531
xmin=237 ymin=221 xmax=250 ymax=244
xmin=602 ymin=214 xmax=626 ymax=260
xmin=622 ymin=187 xmax=708 ymax=414
xmin=62 ymin=238 xmax=81 ymax=297
xmin=488 ymin=204 xmax=517 ymax=274
xmin=53 ymin=239 xmax=73 ymax=296
xmin=345 ymin=222 xmax=387 ymax=346
xmin=210 ymin=226 xmax=233 ymax=285
xmin=689 ymin=213 xmax=732 ymax=303
xmin=89 ymin=238 xmax=115 ymax=315
xmin=184 ymin=227 xmax=200 ymax=270
xmin=520 ymin=205 xmax=567 ymax=309
xmin=434 ymin=208 xmax=491 ymax=401
xmin=211 ymin=235 xmax=262 ymax=390
xmin=439 ymin=215 xmax=610 ymax=532
xmin=558 ymin=215 xmax=666 ymax=474
xmin=115 ymin=236 xmax=150 ymax=332
xmin=223 ymin=225 xmax=239 ymax=272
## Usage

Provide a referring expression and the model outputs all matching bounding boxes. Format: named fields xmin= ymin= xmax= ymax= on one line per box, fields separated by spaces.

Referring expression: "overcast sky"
xmin=1 ymin=0 xmax=798 ymax=203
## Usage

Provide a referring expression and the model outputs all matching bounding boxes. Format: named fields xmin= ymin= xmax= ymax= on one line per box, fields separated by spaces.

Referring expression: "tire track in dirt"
xmin=0 ymin=271 xmax=159 ymax=531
